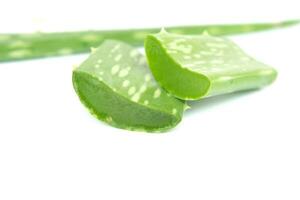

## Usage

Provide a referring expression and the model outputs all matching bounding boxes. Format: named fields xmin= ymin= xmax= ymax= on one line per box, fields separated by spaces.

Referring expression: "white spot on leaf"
xmin=200 ymin=51 xmax=212 ymax=56
xmin=138 ymin=57 xmax=146 ymax=65
xmin=128 ymin=86 xmax=136 ymax=95
xmin=131 ymin=93 xmax=140 ymax=102
xmin=118 ymin=67 xmax=130 ymax=77
xmin=194 ymin=60 xmax=206 ymax=64
xmin=130 ymin=50 xmax=139 ymax=58
xmin=111 ymin=44 xmax=121 ymax=53
xmin=168 ymin=41 xmax=192 ymax=54
xmin=139 ymin=84 xmax=147 ymax=93
xmin=206 ymin=42 xmax=227 ymax=48
xmin=8 ymin=49 xmax=31 ymax=58
xmin=259 ymin=70 xmax=275 ymax=76
xmin=58 ymin=48 xmax=73 ymax=55
xmin=211 ymin=60 xmax=224 ymax=64
xmin=183 ymin=55 xmax=192 ymax=60
xmin=81 ymin=34 xmax=100 ymax=42
xmin=111 ymin=64 xmax=120 ymax=75
xmin=95 ymin=64 xmax=100 ymax=68
xmin=167 ymin=50 xmax=178 ymax=54
xmin=184 ymin=63 xmax=196 ymax=68
xmin=172 ymin=108 xmax=177 ymax=115
xmin=216 ymin=76 xmax=233 ymax=82
xmin=9 ymin=40 xmax=30 ymax=48
xmin=153 ymin=89 xmax=161 ymax=98
xmin=193 ymin=54 xmax=201 ymax=58
xmin=122 ymin=80 xmax=130 ymax=88
xmin=134 ymin=31 xmax=149 ymax=39
xmin=202 ymin=30 xmax=210 ymax=36
xmin=144 ymin=74 xmax=151 ymax=82
xmin=114 ymin=54 xmax=123 ymax=62
xmin=106 ymin=116 xmax=113 ymax=122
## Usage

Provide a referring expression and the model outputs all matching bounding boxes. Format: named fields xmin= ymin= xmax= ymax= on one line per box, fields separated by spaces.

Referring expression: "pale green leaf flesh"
xmin=73 ymin=40 xmax=185 ymax=132
xmin=145 ymin=31 xmax=277 ymax=100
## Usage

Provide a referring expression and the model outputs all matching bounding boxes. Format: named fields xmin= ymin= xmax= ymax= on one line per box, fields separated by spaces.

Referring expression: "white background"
xmin=0 ymin=0 xmax=299 ymax=199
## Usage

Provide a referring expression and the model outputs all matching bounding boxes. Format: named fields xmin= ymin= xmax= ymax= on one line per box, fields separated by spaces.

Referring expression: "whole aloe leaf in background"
xmin=0 ymin=19 xmax=298 ymax=62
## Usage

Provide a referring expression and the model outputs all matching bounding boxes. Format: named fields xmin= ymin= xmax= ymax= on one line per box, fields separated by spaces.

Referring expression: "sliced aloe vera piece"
xmin=73 ymin=40 xmax=185 ymax=132
xmin=145 ymin=30 xmax=277 ymax=100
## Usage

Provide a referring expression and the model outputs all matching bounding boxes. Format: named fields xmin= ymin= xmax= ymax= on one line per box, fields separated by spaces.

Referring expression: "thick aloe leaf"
xmin=73 ymin=40 xmax=185 ymax=132
xmin=0 ymin=19 xmax=298 ymax=62
xmin=145 ymin=30 xmax=277 ymax=100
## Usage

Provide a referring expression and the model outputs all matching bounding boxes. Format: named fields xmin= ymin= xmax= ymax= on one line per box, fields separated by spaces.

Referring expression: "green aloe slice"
xmin=145 ymin=30 xmax=277 ymax=100
xmin=0 ymin=19 xmax=298 ymax=62
xmin=73 ymin=40 xmax=185 ymax=132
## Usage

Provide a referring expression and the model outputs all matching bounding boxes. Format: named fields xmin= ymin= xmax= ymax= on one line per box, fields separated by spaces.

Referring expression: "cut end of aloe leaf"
xmin=73 ymin=40 xmax=184 ymax=132
xmin=145 ymin=31 xmax=277 ymax=100
xmin=145 ymin=35 xmax=211 ymax=100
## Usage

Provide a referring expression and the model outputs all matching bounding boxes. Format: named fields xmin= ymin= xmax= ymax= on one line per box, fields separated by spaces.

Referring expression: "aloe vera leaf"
xmin=72 ymin=40 xmax=185 ymax=132
xmin=145 ymin=30 xmax=277 ymax=100
xmin=0 ymin=19 xmax=298 ymax=62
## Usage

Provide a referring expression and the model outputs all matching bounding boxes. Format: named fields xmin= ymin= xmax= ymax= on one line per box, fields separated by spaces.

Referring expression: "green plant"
xmin=1 ymin=19 xmax=298 ymax=132
xmin=145 ymin=30 xmax=277 ymax=100
xmin=73 ymin=40 xmax=185 ymax=132
xmin=0 ymin=20 xmax=298 ymax=62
